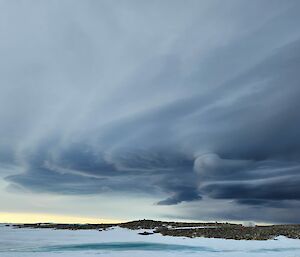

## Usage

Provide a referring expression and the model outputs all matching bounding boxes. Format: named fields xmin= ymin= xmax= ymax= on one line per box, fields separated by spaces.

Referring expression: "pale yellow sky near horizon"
xmin=0 ymin=212 xmax=272 ymax=225
xmin=0 ymin=212 xmax=123 ymax=224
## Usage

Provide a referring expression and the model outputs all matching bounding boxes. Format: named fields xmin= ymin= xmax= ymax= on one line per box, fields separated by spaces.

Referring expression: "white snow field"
xmin=0 ymin=224 xmax=300 ymax=257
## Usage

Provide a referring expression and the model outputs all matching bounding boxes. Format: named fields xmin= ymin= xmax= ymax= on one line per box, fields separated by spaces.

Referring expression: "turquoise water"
xmin=2 ymin=242 xmax=221 ymax=253
xmin=2 ymin=241 xmax=300 ymax=254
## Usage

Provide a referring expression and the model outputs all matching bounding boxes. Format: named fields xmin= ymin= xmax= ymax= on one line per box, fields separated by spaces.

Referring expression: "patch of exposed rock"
xmin=11 ymin=219 xmax=300 ymax=240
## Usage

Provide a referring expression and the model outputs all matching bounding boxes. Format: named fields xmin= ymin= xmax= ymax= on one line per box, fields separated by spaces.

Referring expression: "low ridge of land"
xmin=10 ymin=219 xmax=300 ymax=240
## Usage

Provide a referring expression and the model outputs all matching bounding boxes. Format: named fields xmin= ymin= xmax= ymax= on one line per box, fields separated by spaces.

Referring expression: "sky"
xmin=0 ymin=0 xmax=300 ymax=224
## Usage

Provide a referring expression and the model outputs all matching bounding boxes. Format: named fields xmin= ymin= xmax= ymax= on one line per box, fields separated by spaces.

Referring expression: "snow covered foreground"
xmin=0 ymin=224 xmax=300 ymax=257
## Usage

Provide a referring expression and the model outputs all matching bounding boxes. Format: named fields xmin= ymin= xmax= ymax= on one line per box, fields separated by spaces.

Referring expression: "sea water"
xmin=0 ymin=224 xmax=300 ymax=257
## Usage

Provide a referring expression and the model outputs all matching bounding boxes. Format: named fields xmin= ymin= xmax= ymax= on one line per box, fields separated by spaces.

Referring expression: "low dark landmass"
xmin=10 ymin=219 xmax=300 ymax=240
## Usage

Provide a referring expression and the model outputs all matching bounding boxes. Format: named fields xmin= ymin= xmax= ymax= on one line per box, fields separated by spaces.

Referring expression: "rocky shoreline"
xmin=10 ymin=219 xmax=300 ymax=240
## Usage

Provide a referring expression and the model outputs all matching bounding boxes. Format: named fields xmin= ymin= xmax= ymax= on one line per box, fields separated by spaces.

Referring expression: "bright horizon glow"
xmin=0 ymin=212 xmax=272 ymax=226
xmin=0 ymin=212 xmax=123 ymax=224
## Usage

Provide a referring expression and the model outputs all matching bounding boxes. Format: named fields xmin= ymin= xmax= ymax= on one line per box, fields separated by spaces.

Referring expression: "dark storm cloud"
xmin=1 ymin=0 xmax=300 ymax=222
xmin=156 ymin=188 xmax=201 ymax=205
xmin=6 ymin=142 xmax=197 ymax=203
xmin=203 ymin=175 xmax=300 ymax=201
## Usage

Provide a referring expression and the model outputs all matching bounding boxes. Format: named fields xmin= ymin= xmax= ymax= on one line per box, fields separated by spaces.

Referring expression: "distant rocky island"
xmin=10 ymin=219 xmax=300 ymax=240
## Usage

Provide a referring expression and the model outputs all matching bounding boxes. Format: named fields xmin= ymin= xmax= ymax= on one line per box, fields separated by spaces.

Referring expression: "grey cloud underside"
xmin=1 ymin=0 xmax=300 ymax=222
